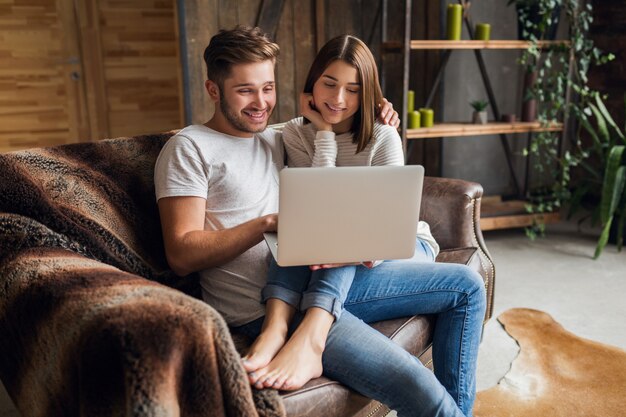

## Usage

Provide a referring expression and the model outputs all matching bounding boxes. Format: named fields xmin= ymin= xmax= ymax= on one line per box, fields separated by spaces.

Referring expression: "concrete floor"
xmin=1 ymin=222 xmax=625 ymax=416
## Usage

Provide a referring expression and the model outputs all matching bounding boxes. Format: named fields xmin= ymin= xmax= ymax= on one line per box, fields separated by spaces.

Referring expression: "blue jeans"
xmin=235 ymin=250 xmax=486 ymax=417
xmin=261 ymin=238 xmax=435 ymax=319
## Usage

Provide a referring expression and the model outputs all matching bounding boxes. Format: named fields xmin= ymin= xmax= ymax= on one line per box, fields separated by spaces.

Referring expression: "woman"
xmin=235 ymin=35 xmax=485 ymax=417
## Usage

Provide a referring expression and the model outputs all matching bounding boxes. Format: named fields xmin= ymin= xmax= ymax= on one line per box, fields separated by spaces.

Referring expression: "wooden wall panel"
xmin=98 ymin=0 xmax=182 ymax=138
xmin=181 ymin=0 xmax=389 ymax=126
xmin=0 ymin=0 xmax=82 ymax=153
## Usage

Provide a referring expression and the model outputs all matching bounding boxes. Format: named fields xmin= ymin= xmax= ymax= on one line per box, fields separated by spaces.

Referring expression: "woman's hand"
xmin=309 ymin=261 xmax=374 ymax=271
xmin=300 ymin=93 xmax=333 ymax=132
xmin=378 ymin=98 xmax=400 ymax=128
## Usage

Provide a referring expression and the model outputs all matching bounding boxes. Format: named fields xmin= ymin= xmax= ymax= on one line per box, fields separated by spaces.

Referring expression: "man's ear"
xmin=205 ymin=80 xmax=220 ymax=101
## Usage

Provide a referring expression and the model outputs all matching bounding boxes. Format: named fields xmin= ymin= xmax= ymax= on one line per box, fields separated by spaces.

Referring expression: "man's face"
xmin=218 ymin=60 xmax=276 ymax=136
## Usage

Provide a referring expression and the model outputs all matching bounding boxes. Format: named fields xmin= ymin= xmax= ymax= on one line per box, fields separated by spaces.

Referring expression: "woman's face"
xmin=312 ymin=60 xmax=361 ymax=133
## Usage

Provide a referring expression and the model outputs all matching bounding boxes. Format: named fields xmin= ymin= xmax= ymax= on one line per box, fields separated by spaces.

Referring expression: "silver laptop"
xmin=264 ymin=165 xmax=424 ymax=266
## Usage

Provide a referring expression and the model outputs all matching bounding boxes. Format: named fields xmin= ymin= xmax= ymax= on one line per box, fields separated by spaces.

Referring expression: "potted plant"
xmin=514 ymin=0 xmax=616 ymax=244
xmin=470 ymin=100 xmax=489 ymax=124
xmin=568 ymin=93 xmax=626 ymax=258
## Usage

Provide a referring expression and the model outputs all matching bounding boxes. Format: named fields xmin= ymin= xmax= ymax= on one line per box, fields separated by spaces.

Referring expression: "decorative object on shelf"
xmin=475 ymin=23 xmax=491 ymax=41
xmin=408 ymin=110 xmax=421 ymax=129
xmin=470 ymin=100 xmax=489 ymax=124
xmin=501 ymin=114 xmax=517 ymax=123
xmin=407 ymin=89 xmax=415 ymax=113
xmin=419 ymin=108 xmax=434 ymax=128
xmin=446 ymin=4 xmax=463 ymax=40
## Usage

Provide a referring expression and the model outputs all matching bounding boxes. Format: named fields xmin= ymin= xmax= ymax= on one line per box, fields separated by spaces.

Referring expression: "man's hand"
xmin=300 ymin=93 xmax=333 ymax=131
xmin=378 ymin=98 xmax=400 ymax=128
xmin=263 ymin=213 xmax=278 ymax=232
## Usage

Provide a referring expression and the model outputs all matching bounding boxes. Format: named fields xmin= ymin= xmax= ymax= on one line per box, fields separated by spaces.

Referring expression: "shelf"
xmin=480 ymin=197 xmax=561 ymax=231
xmin=406 ymin=121 xmax=563 ymax=139
xmin=383 ymin=40 xmax=570 ymax=51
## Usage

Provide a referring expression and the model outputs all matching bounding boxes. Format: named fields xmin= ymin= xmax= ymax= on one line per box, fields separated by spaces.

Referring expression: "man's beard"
xmin=219 ymin=90 xmax=272 ymax=134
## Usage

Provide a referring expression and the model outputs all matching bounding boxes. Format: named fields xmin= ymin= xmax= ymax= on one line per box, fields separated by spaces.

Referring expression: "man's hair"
xmin=303 ymin=35 xmax=383 ymax=154
xmin=203 ymin=26 xmax=280 ymax=87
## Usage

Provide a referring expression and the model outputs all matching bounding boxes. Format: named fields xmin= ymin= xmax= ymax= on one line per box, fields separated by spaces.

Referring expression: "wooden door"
xmin=0 ymin=0 xmax=184 ymax=153
xmin=0 ymin=0 xmax=88 ymax=153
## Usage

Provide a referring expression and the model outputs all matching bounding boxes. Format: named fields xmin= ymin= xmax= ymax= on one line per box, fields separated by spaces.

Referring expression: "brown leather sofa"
xmin=0 ymin=131 xmax=494 ymax=417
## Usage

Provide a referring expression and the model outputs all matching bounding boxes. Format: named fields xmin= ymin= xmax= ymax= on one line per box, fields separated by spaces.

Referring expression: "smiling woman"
xmin=308 ymin=60 xmax=361 ymax=133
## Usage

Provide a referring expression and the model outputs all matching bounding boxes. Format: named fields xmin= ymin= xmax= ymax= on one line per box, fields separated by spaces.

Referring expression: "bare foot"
xmin=242 ymin=327 xmax=287 ymax=377
xmin=253 ymin=327 xmax=324 ymax=391
xmin=252 ymin=308 xmax=333 ymax=391
xmin=244 ymin=299 xmax=296 ymax=384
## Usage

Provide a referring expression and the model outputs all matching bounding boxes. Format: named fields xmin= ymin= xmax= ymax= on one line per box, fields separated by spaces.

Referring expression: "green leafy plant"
xmin=573 ymin=93 xmax=626 ymax=258
xmin=470 ymin=100 xmax=489 ymax=112
xmin=509 ymin=0 xmax=616 ymax=249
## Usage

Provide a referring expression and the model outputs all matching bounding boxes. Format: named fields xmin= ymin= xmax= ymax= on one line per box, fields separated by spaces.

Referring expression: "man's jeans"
xmin=236 ymin=257 xmax=486 ymax=417
xmin=262 ymin=238 xmax=435 ymax=319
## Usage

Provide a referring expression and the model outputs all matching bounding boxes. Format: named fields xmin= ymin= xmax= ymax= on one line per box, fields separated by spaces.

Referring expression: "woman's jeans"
xmin=235 ymin=243 xmax=487 ymax=417
xmin=262 ymin=238 xmax=436 ymax=319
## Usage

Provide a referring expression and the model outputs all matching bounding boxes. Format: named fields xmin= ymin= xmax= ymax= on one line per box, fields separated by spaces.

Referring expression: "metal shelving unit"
xmin=380 ymin=0 xmax=571 ymax=230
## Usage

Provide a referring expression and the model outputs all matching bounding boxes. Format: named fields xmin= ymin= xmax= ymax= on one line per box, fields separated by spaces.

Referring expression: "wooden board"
xmin=406 ymin=121 xmax=563 ymax=139
xmin=481 ymin=211 xmax=561 ymax=231
xmin=384 ymin=40 xmax=570 ymax=50
xmin=480 ymin=197 xmax=561 ymax=231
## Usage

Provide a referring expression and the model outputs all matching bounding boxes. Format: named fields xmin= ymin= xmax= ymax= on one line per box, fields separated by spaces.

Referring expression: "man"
xmin=155 ymin=26 xmax=485 ymax=417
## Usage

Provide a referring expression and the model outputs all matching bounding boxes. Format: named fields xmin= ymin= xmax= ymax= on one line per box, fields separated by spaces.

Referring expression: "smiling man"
xmin=155 ymin=27 xmax=282 ymax=324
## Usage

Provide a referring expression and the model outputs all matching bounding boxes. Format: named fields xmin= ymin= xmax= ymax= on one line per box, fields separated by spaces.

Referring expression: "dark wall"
xmin=589 ymin=2 xmax=626 ymax=130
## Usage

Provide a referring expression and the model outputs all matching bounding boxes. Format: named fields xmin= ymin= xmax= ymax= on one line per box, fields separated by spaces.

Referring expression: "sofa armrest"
xmin=421 ymin=177 xmax=482 ymax=250
xmin=420 ymin=176 xmax=495 ymax=320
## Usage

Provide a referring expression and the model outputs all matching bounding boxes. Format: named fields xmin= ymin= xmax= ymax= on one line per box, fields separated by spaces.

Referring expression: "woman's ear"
xmin=205 ymin=80 xmax=220 ymax=101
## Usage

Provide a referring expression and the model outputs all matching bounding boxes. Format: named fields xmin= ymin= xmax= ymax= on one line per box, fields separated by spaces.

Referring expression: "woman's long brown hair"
xmin=303 ymin=35 xmax=383 ymax=154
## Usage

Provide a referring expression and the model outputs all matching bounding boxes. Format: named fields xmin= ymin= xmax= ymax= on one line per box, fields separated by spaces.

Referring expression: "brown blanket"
xmin=0 ymin=134 xmax=284 ymax=417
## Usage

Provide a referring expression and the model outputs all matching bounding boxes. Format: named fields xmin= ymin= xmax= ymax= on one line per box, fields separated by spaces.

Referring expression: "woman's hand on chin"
xmin=300 ymin=93 xmax=333 ymax=132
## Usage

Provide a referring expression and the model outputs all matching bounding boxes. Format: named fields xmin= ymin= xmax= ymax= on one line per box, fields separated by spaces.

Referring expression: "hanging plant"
xmin=509 ymin=0 xmax=615 ymax=243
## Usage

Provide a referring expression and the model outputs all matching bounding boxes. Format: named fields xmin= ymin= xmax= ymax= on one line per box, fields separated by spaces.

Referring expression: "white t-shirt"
xmin=154 ymin=124 xmax=283 ymax=326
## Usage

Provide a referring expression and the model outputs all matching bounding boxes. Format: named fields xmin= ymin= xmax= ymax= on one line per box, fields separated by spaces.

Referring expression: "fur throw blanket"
xmin=0 ymin=133 xmax=285 ymax=417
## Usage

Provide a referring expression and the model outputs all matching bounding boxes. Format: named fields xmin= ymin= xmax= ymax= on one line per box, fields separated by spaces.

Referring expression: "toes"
xmin=280 ymin=378 xmax=297 ymax=391
xmin=248 ymin=371 xmax=259 ymax=385
xmin=262 ymin=373 xmax=279 ymax=388
xmin=272 ymin=375 xmax=289 ymax=390
xmin=242 ymin=357 xmax=254 ymax=372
